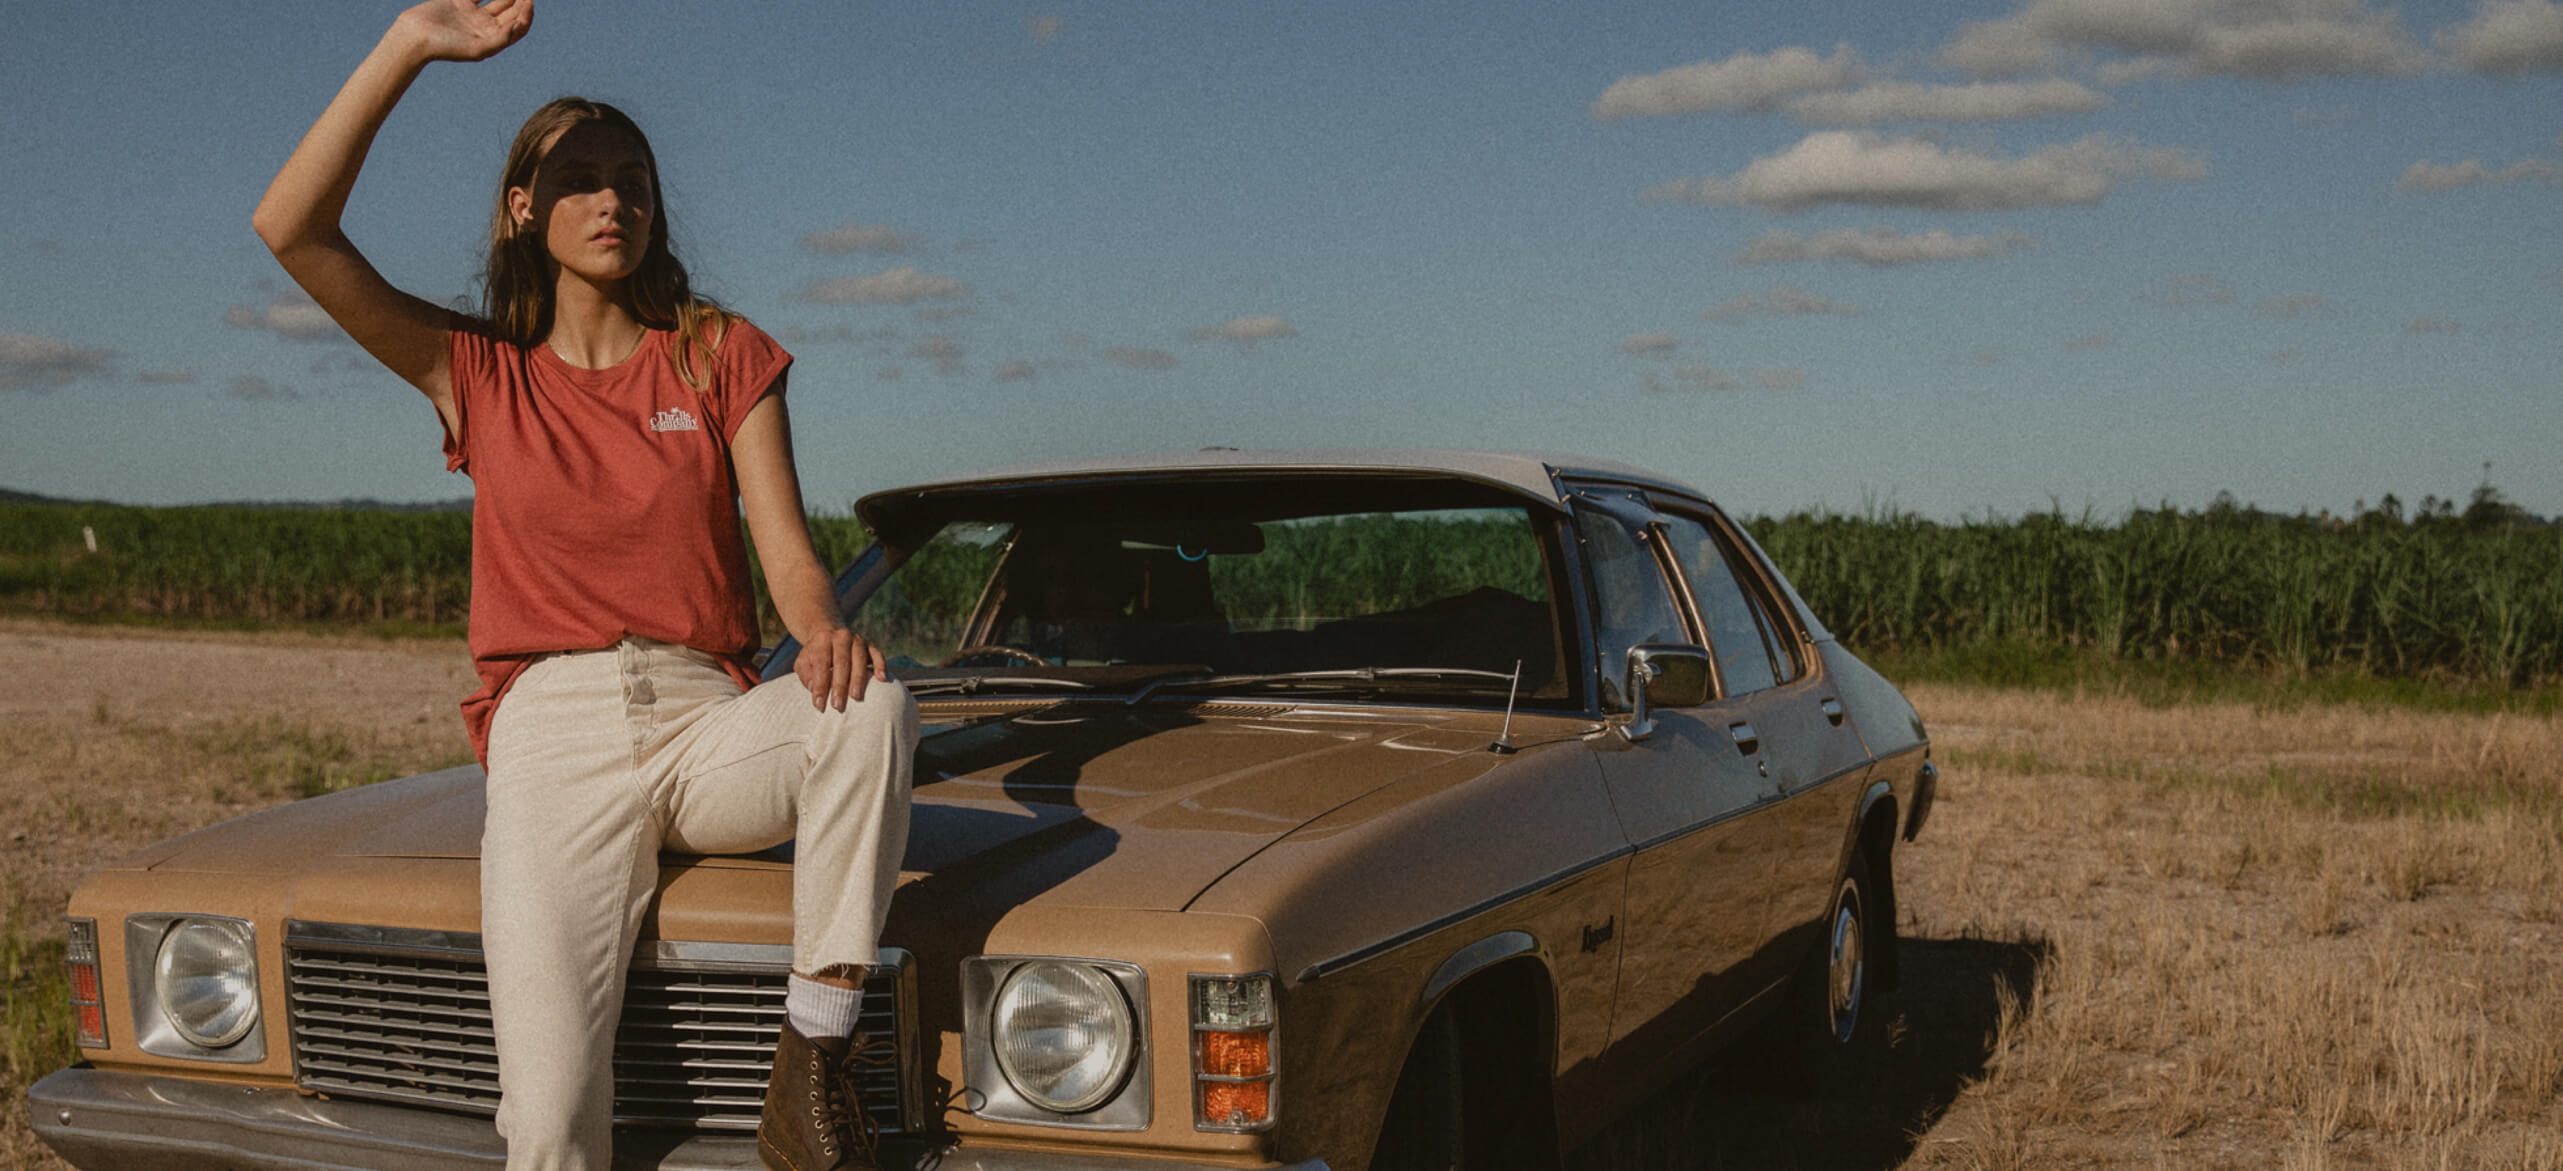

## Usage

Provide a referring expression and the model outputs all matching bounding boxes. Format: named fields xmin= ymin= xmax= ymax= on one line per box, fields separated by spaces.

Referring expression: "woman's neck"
xmin=543 ymin=274 xmax=647 ymax=368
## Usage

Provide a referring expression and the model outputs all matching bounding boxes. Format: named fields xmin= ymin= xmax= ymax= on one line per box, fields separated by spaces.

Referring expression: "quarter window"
xmin=1660 ymin=517 xmax=1784 ymax=696
xmin=1573 ymin=506 xmax=1688 ymax=707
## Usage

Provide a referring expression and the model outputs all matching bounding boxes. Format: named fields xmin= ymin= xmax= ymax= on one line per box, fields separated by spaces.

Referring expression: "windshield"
xmin=843 ymin=485 xmax=1573 ymax=707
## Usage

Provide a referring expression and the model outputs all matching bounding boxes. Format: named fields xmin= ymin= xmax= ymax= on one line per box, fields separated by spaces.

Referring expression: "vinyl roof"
xmin=857 ymin=448 xmax=1710 ymax=516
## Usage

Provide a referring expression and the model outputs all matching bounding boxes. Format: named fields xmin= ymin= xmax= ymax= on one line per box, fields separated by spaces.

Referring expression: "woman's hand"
xmin=796 ymin=627 xmax=890 ymax=712
xmin=393 ymin=0 xmax=533 ymax=64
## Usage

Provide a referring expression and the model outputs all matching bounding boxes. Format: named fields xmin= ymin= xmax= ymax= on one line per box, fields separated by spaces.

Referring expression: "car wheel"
xmin=1771 ymin=844 xmax=1887 ymax=1093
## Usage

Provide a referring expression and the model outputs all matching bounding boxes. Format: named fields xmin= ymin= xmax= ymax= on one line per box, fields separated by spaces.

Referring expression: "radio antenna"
xmin=1489 ymin=659 xmax=1522 ymax=754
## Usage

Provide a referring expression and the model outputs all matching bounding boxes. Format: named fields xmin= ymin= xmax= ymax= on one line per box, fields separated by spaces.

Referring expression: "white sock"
xmin=786 ymin=974 xmax=861 ymax=1040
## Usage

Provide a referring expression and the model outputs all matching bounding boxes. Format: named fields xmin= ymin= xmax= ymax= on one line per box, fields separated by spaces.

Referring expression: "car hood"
xmin=126 ymin=703 xmax=1561 ymax=914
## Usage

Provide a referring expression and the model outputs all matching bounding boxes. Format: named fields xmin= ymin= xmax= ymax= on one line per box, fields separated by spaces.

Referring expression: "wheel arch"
xmin=1381 ymin=942 xmax=1565 ymax=1171
xmin=1850 ymin=779 xmax=1902 ymax=993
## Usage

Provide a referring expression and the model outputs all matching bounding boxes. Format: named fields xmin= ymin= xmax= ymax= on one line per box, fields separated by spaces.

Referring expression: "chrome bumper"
xmin=29 ymin=1067 xmax=1328 ymax=1171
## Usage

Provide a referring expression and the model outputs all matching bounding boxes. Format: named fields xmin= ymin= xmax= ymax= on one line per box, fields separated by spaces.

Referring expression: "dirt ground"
xmin=5 ymin=622 xmax=2559 ymax=1169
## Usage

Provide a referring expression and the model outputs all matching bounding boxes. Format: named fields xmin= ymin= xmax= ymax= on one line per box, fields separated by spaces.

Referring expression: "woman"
xmin=253 ymin=3 xmax=915 ymax=1169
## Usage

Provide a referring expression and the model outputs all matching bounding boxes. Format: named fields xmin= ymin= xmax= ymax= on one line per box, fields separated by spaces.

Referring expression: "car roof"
xmin=857 ymin=448 xmax=1711 ymax=520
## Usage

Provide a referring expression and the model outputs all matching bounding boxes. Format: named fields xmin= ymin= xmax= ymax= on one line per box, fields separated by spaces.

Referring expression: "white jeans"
xmin=480 ymin=636 xmax=917 ymax=1170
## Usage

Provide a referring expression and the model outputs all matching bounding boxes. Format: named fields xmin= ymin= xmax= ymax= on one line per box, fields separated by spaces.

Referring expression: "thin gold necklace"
xmin=546 ymin=326 xmax=647 ymax=369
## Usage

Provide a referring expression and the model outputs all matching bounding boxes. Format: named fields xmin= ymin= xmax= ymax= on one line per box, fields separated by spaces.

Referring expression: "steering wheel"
xmin=939 ymin=644 xmax=1051 ymax=668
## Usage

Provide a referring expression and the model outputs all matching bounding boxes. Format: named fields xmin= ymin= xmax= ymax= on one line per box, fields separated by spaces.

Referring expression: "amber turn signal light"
xmin=1200 ymin=1078 xmax=1270 ymax=1128
xmin=1191 ymin=973 xmax=1278 ymax=1132
xmin=1198 ymin=1026 xmax=1270 ymax=1078
xmin=66 ymin=918 xmax=107 ymax=1048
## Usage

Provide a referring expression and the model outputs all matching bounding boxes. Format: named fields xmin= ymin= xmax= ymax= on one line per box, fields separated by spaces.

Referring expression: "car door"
xmin=1571 ymin=495 xmax=1787 ymax=1082
xmin=1659 ymin=511 xmax=1875 ymax=994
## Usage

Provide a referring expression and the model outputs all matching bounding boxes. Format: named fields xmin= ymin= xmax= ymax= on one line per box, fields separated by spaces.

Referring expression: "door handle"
xmin=1820 ymin=697 xmax=1844 ymax=726
xmin=1728 ymin=721 xmax=1759 ymax=755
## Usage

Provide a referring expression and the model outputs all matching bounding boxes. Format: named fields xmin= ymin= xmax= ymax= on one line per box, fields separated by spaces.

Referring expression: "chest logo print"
xmin=648 ymin=408 xmax=701 ymax=433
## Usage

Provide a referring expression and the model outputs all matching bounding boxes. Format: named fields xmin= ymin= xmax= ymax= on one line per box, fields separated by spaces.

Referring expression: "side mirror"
xmin=1619 ymin=643 xmax=1713 ymax=742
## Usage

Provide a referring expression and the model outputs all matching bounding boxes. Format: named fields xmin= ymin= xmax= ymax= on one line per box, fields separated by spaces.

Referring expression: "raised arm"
xmin=251 ymin=0 xmax=533 ymax=433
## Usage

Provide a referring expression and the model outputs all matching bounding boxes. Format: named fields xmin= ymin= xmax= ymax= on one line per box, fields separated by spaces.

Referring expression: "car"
xmin=30 ymin=448 xmax=1935 ymax=1170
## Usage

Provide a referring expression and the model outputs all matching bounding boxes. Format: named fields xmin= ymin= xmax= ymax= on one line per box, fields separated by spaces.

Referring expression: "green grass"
xmin=2143 ymin=763 xmax=2563 ymax=821
xmin=171 ymin=719 xmax=467 ymax=802
xmin=1869 ymin=641 xmax=2563 ymax=717
xmin=1 ymin=918 xmax=75 ymax=1098
xmin=10 ymin=496 xmax=2557 ymax=705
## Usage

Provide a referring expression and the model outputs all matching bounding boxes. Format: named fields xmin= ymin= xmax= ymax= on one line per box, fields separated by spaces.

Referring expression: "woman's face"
xmin=510 ymin=120 xmax=656 ymax=286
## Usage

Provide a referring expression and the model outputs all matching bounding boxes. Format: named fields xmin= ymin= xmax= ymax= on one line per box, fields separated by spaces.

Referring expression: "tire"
xmin=1769 ymin=843 xmax=1887 ymax=1094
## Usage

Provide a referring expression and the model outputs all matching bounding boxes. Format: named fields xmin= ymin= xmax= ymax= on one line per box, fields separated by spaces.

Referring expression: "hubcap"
xmin=1827 ymin=882 xmax=1865 ymax=1045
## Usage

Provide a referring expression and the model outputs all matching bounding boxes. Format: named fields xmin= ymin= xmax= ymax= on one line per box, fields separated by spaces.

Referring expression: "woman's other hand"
xmin=797 ymin=628 xmax=890 ymax=712
xmin=394 ymin=0 xmax=533 ymax=64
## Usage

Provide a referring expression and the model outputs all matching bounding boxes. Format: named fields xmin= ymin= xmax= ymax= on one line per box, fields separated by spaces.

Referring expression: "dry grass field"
xmin=4 ymin=621 xmax=2559 ymax=1169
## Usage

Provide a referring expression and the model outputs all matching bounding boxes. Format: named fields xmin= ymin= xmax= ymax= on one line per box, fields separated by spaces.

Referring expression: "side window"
xmin=1660 ymin=516 xmax=1783 ymax=696
xmin=1573 ymin=506 xmax=1687 ymax=707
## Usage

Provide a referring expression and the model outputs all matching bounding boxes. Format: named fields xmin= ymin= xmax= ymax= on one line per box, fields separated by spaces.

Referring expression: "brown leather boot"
xmin=758 ymin=1021 xmax=880 ymax=1171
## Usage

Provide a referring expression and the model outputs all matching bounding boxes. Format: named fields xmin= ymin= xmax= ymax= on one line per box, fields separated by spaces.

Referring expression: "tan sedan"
xmin=32 ymin=449 xmax=1934 ymax=1170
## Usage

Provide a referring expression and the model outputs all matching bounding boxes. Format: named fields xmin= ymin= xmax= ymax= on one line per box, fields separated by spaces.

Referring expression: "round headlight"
xmin=155 ymin=918 xmax=259 ymax=1049
xmin=990 ymin=961 xmax=1135 ymax=1114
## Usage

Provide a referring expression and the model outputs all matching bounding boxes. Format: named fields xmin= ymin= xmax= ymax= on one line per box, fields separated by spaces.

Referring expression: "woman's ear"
xmin=506 ymin=187 xmax=534 ymax=233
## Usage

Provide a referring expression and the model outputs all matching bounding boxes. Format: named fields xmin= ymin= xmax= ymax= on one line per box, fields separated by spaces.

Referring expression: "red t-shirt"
xmin=443 ymin=316 xmax=793 ymax=762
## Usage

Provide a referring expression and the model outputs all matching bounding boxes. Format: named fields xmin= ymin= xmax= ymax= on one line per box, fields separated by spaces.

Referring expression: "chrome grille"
xmin=284 ymin=922 xmax=918 ymax=1134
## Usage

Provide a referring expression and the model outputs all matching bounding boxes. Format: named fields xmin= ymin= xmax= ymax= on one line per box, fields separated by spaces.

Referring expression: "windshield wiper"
xmin=1136 ymin=666 xmax=1519 ymax=702
xmin=903 ymin=675 xmax=1096 ymax=697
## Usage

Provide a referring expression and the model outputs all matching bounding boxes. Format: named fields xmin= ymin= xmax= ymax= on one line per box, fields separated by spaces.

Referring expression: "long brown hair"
xmin=480 ymin=97 xmax=727 ymax=389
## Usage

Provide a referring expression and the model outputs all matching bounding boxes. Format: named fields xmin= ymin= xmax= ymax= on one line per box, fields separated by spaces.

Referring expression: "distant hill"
xmin=0 ymin=487 xmax=472 ymax=513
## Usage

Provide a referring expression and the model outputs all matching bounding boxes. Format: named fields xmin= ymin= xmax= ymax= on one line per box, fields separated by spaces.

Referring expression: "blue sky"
xmin=4 ymin=1 xmax=2558 ymax=521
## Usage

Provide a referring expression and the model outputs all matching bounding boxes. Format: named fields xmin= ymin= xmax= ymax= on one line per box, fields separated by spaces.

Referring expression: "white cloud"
xmin=1106 ymin=346 xmax=1177 ymax=370
xmin=1784 ymin=78 xmax=2108 ymax=125
xmin=1940 ymin=0 xmax=2429 ymax=81
xmin=1189 ymin=315 xmax=1301 ymax=344
xmin=1618 ymin=331 xmax=1685 ymax=356
xmin=906 ymin=335 xmax=963 ymax=375
xmin=2407 ymin=316 xmax=2462 ymax=333
xmin=0 ymin=331 xmax=114 ymax=391
xmin=801 ymin=223 xmax=918 ymax=255
xmin=223 ymin=292 xmax=343 ymax=342
xmin=226 ymin=374 xmax=298 ymax=401
xmin=1641 ymin=365 xmax=1736 ymax=392
xmin=1700 ymin=285 xmax=1861 ymax=319
xmin=778 ymin=324 xmax=898 ymax=345
xmin=1736 ymin=225 xmax=2036 ymax=266
xmin=2255 ymin=294 xmax=2328 ymax=317
xmin=915 ymin=305 xmax=976 ymax=323
xmin=993 ymin=360 xmax=1036 ymax=383
xmin=1941 ymin=17 xmax=2070 ymax=75
xmin=2435 ymin=0 xmax=2563 ymax=73
xmin=1644 ymin=131 xmax=2204 ymax=213
xmin=2145 ymin=271 xmax=2237 ymax=305
xmin=801 ymin=267 xmax=971 ymax=305
xmin=2397 ymin=157 xmax=2563 ymax=190
xmin=1591 ymin=44 xmax=1866 ymax=119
